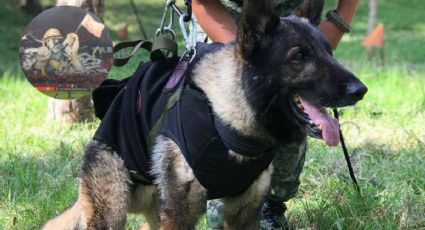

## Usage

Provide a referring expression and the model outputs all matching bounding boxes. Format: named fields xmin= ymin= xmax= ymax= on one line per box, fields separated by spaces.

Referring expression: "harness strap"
xmin=129 ymin=170 xmax=152 ymax=184
xmin=147 ymin=67 xmax=186 ymax=152
xmin=113 ymin=36 xmax=178 ymax=67
xmin=214 ymin=118 xmax=275 ymax=158
xmin=150 ymin=36 xmax=178 ymax=61
xmin=113 ymin=40 xmax=152 ymax=66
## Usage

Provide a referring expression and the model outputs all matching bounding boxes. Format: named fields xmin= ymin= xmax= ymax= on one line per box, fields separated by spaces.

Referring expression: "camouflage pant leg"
xmin=206 ymin=199 xmax=226 ymax=229
xmin=206 ymin=140 xmax=307 ymax=229
xmin=268 ymin=139 xmax=307 ymax=202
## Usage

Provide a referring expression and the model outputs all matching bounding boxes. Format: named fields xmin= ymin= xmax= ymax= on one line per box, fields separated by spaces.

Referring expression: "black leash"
xmin=129 ymin=0 xmax=148 ymax=39
xmin=333 ymin=109 xmax=361 ymax=195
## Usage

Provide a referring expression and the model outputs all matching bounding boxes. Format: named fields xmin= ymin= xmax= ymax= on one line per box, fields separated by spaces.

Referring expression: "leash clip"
xmin=180 ymin=48 xmax=197 ymax=63
xmin=179 ymin=13 xmax=197 ymax=55
xmin=156 ymin=0 xmax=176 ymax=39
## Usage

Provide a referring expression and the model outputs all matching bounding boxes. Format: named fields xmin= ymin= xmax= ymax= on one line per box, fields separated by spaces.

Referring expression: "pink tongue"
xmin=299 ymin=97 xmax=340 ymax=146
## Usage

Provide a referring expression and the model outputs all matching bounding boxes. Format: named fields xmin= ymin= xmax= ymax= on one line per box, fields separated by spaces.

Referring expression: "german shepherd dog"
xmin=43 ymin=0 xmax=367 ymax=229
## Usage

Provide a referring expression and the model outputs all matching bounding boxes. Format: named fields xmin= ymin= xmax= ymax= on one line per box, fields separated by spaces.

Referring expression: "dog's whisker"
xmin=243 ymin=81 xmax=269 ymax=98
xmin=259 ymin=95 xmax=278 ymax=117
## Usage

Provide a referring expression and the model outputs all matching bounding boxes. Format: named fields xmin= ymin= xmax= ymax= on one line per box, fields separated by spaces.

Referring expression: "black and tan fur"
xmin=43 ymin=0 xmax=367 ymax=229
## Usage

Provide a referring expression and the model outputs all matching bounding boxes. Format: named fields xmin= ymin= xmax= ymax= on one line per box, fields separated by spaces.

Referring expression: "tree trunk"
xmin=47 ymin=0 xmax=105 ymax=123
xmin=56 ymin=0 xmax=105 ymax=19
xmin=367 ymin=0 xmax=378 ymax=58
xmin=20 ymin=0 xmax=42 ymax=15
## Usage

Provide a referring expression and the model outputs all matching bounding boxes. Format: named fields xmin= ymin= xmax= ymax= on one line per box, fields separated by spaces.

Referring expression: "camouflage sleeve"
xmin=220 ymin=0 xmax=305 ymax=23
xmin=195 ymin=0 xmax=305 ymax=41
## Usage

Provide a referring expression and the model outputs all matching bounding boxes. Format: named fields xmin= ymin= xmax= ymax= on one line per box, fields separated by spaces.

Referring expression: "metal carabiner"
xmin=167 ymin=6 xmax=175 ymax=30
xmin=179 ymin=13 xmax=197 ymax=52
xmin=158 ymin=0 xmax=176 ymax=36
xmin=180 ymin=47 xmax=197 ymax=63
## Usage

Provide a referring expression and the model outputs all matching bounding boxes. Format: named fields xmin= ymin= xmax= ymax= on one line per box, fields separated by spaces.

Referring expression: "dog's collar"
xmin=213 ymin=118 xmax=275 ymax=157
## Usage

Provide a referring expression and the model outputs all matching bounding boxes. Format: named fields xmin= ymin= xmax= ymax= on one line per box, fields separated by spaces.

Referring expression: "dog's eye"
xmin=290 ymin=50 xmax=307 ymax=64
xmin=287 ymin=47 xmax=307 ymax=63
xmin=293 ymin=51 xmax=305 ymax=61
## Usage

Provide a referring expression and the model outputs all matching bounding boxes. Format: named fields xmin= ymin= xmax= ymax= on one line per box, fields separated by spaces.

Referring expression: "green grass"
xmin=41 ymin=90 xmax=91 ymax=100
xmin=325 ymin=0 xmax=425 ymax=65
xmin=1 ymin=0 xmax=425 ymax=229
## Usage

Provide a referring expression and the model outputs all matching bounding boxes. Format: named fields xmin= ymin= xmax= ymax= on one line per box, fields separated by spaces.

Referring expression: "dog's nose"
xmin=345 ymin=81 xmax=368 ymax=101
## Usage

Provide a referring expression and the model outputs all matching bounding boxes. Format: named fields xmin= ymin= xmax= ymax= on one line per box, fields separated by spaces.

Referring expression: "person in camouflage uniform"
xmin=192 ymin=0 xmax=361 ymax=228
xmin=193 ymin=0 xmax=304 ymax=43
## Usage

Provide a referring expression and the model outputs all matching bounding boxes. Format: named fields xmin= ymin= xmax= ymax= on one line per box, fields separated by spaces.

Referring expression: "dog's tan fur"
xmin=43 ymin=202 xmax=82 ymax=230
xmin=192 ymin=46 xmax=261 ymax=138
xmin=129 ymin=185 xmax=159 ymax=229
xmin=192 ymin=46 xmax=276 ymax=162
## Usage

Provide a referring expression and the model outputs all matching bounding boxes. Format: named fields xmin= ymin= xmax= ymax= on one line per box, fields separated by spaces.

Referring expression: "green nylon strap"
xmin=129 ymin=81 xmax=184 ymax=185
xmin=113 ymin=36 xmax=178 ymax=67
xmin=150 ymin=36 xmax=178 ymax=61
xmin=129 ymin=170 xmax=152 ymax=184
xmin=127 ymin=75 xmax=184 ymax=185
xmin=147 ymin=81 xmax=185 ymax=152
xmin=113 ymin=40 xmax=153 ymax=67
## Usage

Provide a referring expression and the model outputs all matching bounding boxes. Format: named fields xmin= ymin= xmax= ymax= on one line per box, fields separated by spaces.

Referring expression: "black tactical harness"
xmin=93 ymin=0 xmax=361 ymax=200
xmin=93 ymin=43 xmax=276 ymax=199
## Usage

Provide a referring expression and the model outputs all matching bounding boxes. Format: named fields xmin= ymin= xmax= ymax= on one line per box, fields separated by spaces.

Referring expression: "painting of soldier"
xmin=19 ymin=6 xmax=113 ymax=99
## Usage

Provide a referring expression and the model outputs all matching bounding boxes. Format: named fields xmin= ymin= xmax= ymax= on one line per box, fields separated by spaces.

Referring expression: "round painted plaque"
xmin=19 ymin=6 xmax=113 ymax=99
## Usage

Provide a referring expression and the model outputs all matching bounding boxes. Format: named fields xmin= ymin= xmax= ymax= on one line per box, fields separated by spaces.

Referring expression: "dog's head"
xmin=238 ymin=0 xmax=367 ymax=146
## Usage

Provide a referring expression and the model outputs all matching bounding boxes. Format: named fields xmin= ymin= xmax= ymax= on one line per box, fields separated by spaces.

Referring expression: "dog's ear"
xmin=293 ymin=0 xmax=324 ymax=26
xmin=238 ymin=0 xmax=280 ymax=64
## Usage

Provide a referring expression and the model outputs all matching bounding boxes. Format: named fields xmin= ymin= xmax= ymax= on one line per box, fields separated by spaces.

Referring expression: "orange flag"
xmin=78 ymin=14 xmax=105 ymax=38
xmin=362 ymin=24 xmax=384 ymax=48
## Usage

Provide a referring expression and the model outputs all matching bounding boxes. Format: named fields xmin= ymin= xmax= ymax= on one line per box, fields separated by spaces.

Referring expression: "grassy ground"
xmin=41 ymin=90 xmax=91 ymax=100
xmin=1 ymin=0 xmax=425 ymax=229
